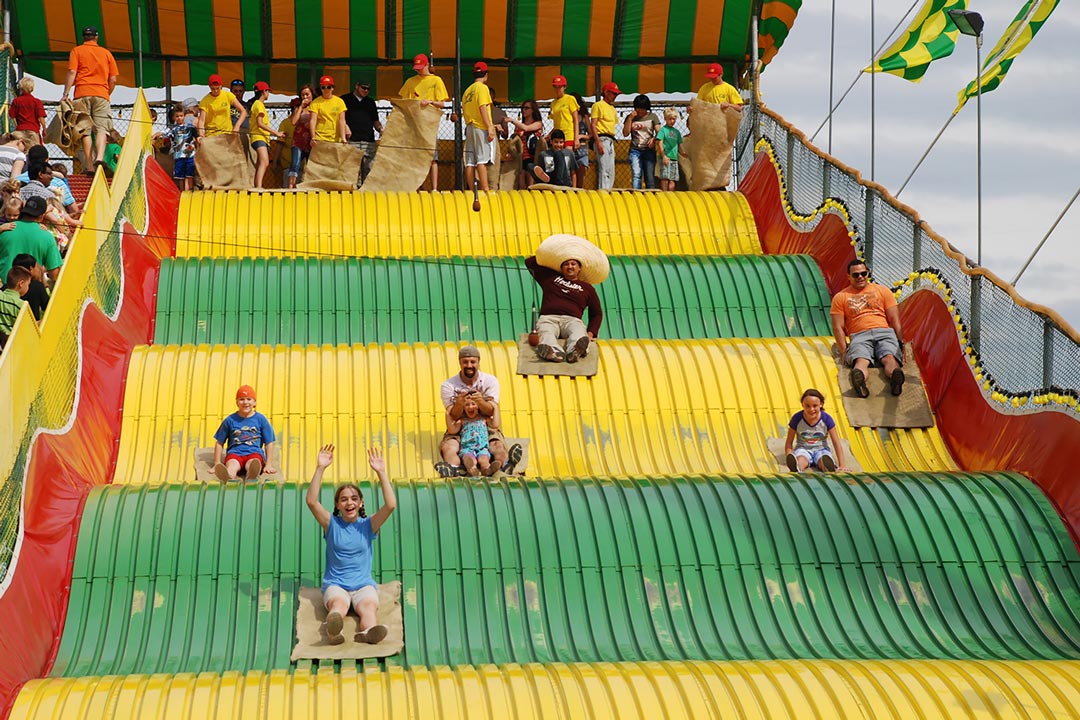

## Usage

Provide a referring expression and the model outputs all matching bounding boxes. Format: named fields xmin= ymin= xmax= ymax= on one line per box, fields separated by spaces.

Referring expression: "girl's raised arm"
xmin=306 ymin=443 xmax=334 ymax=532
xmin=366 ymin=447 xmax=397 ymax=534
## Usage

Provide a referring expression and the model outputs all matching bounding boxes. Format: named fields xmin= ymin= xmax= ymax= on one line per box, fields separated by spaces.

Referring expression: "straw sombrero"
xmin=535 ymin=234 xmax=610 ymax=284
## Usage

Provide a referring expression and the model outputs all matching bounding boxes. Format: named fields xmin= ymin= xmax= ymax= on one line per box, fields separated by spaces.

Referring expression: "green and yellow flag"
xmin=954 ymin=0 xmax=1059 ymax=112
xmin=759 ymin=0 xmax=803 ymax=68
xmin=866 ymin=0 xmax=967 ymax=82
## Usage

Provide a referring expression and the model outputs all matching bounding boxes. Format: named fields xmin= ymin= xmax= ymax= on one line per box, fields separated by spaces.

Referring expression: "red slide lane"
xmin=0 ymin=159 xmax=179 ymax=716
xmin=739 ymin=152 xmax=855 ymax=295
xmin=739 ymin=150 xmax=1080 ymax=549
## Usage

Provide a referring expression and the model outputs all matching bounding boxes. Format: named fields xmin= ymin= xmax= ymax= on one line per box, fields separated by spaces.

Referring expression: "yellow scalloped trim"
xmin=754 ymin=138 xmax=859 ymax=246
xmin=892 ymin=271 xmax=1080 ymax=415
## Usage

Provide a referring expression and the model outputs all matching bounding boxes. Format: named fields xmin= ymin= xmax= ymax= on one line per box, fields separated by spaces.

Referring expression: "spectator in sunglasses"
xmin=831 ymin=260 xmax=906 ymax=398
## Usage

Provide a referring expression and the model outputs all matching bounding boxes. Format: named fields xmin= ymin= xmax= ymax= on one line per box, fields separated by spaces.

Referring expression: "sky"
xmin=760 ymin=0 xmax=1080 ymax=332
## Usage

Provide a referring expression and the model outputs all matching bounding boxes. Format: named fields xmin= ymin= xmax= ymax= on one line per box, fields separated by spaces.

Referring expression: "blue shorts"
xmin=251 ymin=140 xmax=268 ymax=150
xmin=793 ymin=447 xmax=834 ymax=469
xmin=575 ymin=145 xmax=589 ymax=168
xmin=173 ymin=156 xmax=195 ymax=179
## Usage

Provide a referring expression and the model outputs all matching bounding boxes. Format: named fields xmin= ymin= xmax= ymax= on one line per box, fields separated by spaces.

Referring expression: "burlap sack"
xmin=535 ymin=234 xmax=610 ymax=284
xmin=298 ymin=142 xmax=364 ymax=191
xmin=195 ymin=133 xmax=254 ymax=189
xmin=361 ymin=99 xmax=442 ymax=192
xmin=685 ymin=97 xmax=743 ymax=190
xmin=497 ymin=136 xmax=522 ymax=192
xmin=47 ymin=99 xmax=95 ymax=156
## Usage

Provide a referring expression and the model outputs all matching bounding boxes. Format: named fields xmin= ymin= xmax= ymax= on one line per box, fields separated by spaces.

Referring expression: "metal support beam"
xmin=863 ymin=189 xmax=875 ymax=267
xmin=822 ymin=156 xmax=831 ymax=201
xmin=969 ymin=274 xmax=982 ymax=355
xmin=912 ymin=221 xmax=922 ymax=275
xmin=1042 ymin=319 xmax=1054 ymax=388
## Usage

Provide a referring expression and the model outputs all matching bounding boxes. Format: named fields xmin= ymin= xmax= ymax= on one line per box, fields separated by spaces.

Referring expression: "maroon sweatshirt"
xmin=525 ymin=256 xmax=603 ymax=337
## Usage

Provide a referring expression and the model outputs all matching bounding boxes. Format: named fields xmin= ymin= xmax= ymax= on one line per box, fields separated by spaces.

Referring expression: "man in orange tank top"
xmin=830 ymin=260 xmax=906 ymax=398
xmin=61 ymin=26 xmax=119 ymax=174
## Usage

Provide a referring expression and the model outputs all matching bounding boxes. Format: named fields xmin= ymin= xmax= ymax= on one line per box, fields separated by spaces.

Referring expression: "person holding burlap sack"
xmin=525 ymin=234 xmax=607 ymax=363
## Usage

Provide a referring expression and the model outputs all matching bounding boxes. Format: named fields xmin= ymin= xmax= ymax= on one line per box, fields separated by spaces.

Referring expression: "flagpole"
xmin=828 ymin=0 xmax=836 ymax=153
xmin=1012 ymin=183 xmax=1080 ymax=286
xmin=976 ymin=31 xmax=983 ymax=264
xmin=808 ymin=0 xmax=919 ymax=145
xmin=870 ymin=0 xmax=875 ymax=182
xmin=896 ymin=112 xmax=957 ymax=197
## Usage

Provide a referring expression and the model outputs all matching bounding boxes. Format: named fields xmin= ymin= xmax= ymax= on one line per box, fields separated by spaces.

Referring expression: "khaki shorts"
xmin=75 ymin=96 xmax=114 ymax=136
xmin=324 ymin=583 xmax=378 ymax=609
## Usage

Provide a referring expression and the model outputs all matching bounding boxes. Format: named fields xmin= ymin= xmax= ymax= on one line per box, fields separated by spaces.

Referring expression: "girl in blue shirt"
xmin=306 ymin=443 xmax=397 ymax=645
xmin=784 ymin=388 xmax=847 ymax=473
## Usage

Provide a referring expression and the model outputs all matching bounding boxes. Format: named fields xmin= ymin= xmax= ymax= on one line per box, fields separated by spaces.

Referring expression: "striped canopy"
xmin=11 ymin=0 xmax=799 ymax=100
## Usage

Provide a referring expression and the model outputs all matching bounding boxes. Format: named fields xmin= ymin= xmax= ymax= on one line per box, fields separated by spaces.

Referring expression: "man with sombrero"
xmin=525 ymin=234 xmax=606 ymax=363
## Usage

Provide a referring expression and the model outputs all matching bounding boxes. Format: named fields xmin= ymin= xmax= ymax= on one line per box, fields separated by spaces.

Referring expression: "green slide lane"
xmin=152 ymin=255 xmax=832 ymax=345
xmin=53 ymin=472 xmax=1080 ymax=678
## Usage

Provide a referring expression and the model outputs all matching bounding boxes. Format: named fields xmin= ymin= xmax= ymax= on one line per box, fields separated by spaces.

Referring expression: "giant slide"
xmin=1 ymin=101 xmax=1078 ymax=718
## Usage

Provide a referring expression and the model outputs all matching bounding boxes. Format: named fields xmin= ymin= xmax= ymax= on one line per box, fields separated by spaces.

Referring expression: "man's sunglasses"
xmin=850 ymin=271 xmax=869 ymax=278
xmin=320 ymin=85 xmax=334 ymax=89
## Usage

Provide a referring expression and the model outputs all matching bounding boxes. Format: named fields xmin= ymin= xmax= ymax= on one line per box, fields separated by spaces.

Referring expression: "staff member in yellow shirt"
xmin=461 ymin=61 xmax=496 ymax=192
xmin=197 ymin=73 xmax=248 ymax=141
xmin=400 ymin=53 xmax=452 ymax=191
xmin=548 ymin=75 xmax=579 ymax=149
xmin=696 ymin=63 xmax=743 ymax=109
xmin=309 ymin=75 xmax=348 ymax=144
xmin=590 ymin=81 xmax=619 ymax=189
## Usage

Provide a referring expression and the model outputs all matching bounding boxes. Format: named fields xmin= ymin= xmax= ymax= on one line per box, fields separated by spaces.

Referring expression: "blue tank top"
xmin=321 ymin=515 xmax=377 ymax=592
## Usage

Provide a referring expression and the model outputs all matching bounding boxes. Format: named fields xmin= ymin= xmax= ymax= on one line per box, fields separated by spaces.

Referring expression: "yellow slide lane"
xmin=175 ymin=190 xmax=760 ymax=258
xmin=114 ymin=339 xmax=954 ymax=483
xmin=13 ymin=659 xmax=1080 ymax=719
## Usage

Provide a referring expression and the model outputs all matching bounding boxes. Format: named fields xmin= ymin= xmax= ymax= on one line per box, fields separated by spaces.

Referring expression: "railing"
xmin=735 ymin=102 xmax=1080 ymax=412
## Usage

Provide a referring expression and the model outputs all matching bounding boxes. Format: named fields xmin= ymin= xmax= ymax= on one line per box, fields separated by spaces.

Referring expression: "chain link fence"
xmin=737 ymin=104 xmax=1080 ymax=408
xmin=41 ymin=99 xmax=719 ymax=191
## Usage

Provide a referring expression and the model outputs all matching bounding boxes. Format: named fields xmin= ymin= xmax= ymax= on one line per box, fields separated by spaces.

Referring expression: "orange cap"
xmin=236 ymin=385 xmax=256 ymax=400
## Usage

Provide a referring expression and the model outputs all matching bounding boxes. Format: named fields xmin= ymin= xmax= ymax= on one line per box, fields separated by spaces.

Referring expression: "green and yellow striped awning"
xmin=11 ymin=0 xmax=798 ymax=100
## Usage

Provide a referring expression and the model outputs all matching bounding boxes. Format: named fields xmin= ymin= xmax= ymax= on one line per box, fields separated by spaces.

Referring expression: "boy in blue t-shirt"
xmin=784 ymin=388 xmax=847 ymax=473
xmin=213 ymin=384 xmax=278 ymax=481
xmin=157 ymin=104 xmax=198 ymax=191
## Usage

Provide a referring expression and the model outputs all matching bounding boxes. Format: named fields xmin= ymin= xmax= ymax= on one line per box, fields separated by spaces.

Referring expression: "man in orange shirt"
xmin=830 ymin=260 xmax=906 ymax=398
xmin=61 ymin=26 xmax=119 ymax=174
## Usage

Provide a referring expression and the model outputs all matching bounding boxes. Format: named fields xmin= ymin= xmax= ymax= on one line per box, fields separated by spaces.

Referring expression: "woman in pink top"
xmin=10 ymin=78 xmax=46 ymax=141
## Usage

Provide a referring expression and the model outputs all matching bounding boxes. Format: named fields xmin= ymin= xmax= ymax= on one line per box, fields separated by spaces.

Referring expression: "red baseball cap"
xmin=236 ymin=385 xmax=256 ymax=400
xmin=413 ymin=53 xmax=430 ymax=70
xmin=319 ymin=75 xmax=334 ymax=87
xmin=705 ymin=62 xmax=723 ymax=79
xmin=253 ymin=81 xmax=270 ymax=92
xmin=601 ymin=81 xmax=620 ymax=95
xmin=208 ymin=74 xmax=223 ymax=86
xmin=473 ymin=61 xmax=489 ymax=73
xmin=552 ymin=75 xmax=567 ymax=87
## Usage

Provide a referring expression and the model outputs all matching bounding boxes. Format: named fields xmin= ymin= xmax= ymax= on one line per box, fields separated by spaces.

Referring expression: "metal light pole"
xmin=949 ymin=9 xmax=985 ymax=264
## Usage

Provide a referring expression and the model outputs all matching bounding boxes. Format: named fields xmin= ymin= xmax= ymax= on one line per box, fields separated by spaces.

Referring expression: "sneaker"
xmin=213 ymin=462 xmax=230 ymax=482
xmin=785 ymin=453 xmax=799 ymax=473
xmin=819 ymin=455 xmax=837 ymax=472
xmin=851 ymin=369 xmax=870 ymax=398
xmin=246 ymin=457 xmax=263 ymax=479
xmin=890 ymin=368 xmax=906 ymax=396
xmin=536 ymin=344 xmax=564 ymax=362
xmin=326 ymin=611 xmax=345 ymax=645
xmin=434 ymin=461 xmax=457 ymax=478
xmin=503 ymin=443 xmax=524 ymax=474
xmin=362 ymin=624 xmax=389 ymax=644
xmin=533 ymin=166 xmax=551 ymax=183
xmin=565 ymin=336 xmax=591 ymax=363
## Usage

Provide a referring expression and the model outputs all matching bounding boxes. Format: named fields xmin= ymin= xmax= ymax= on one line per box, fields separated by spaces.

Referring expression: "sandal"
xmin=434 ymin=461 xmax=459 ymax=478
xmin=503 ymin=443 xmax=524 ymax=474
xmin=890 ymin=368 xmax=905 ymax=396
xmin=850 ymin=369 xmax=869 ymax=398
